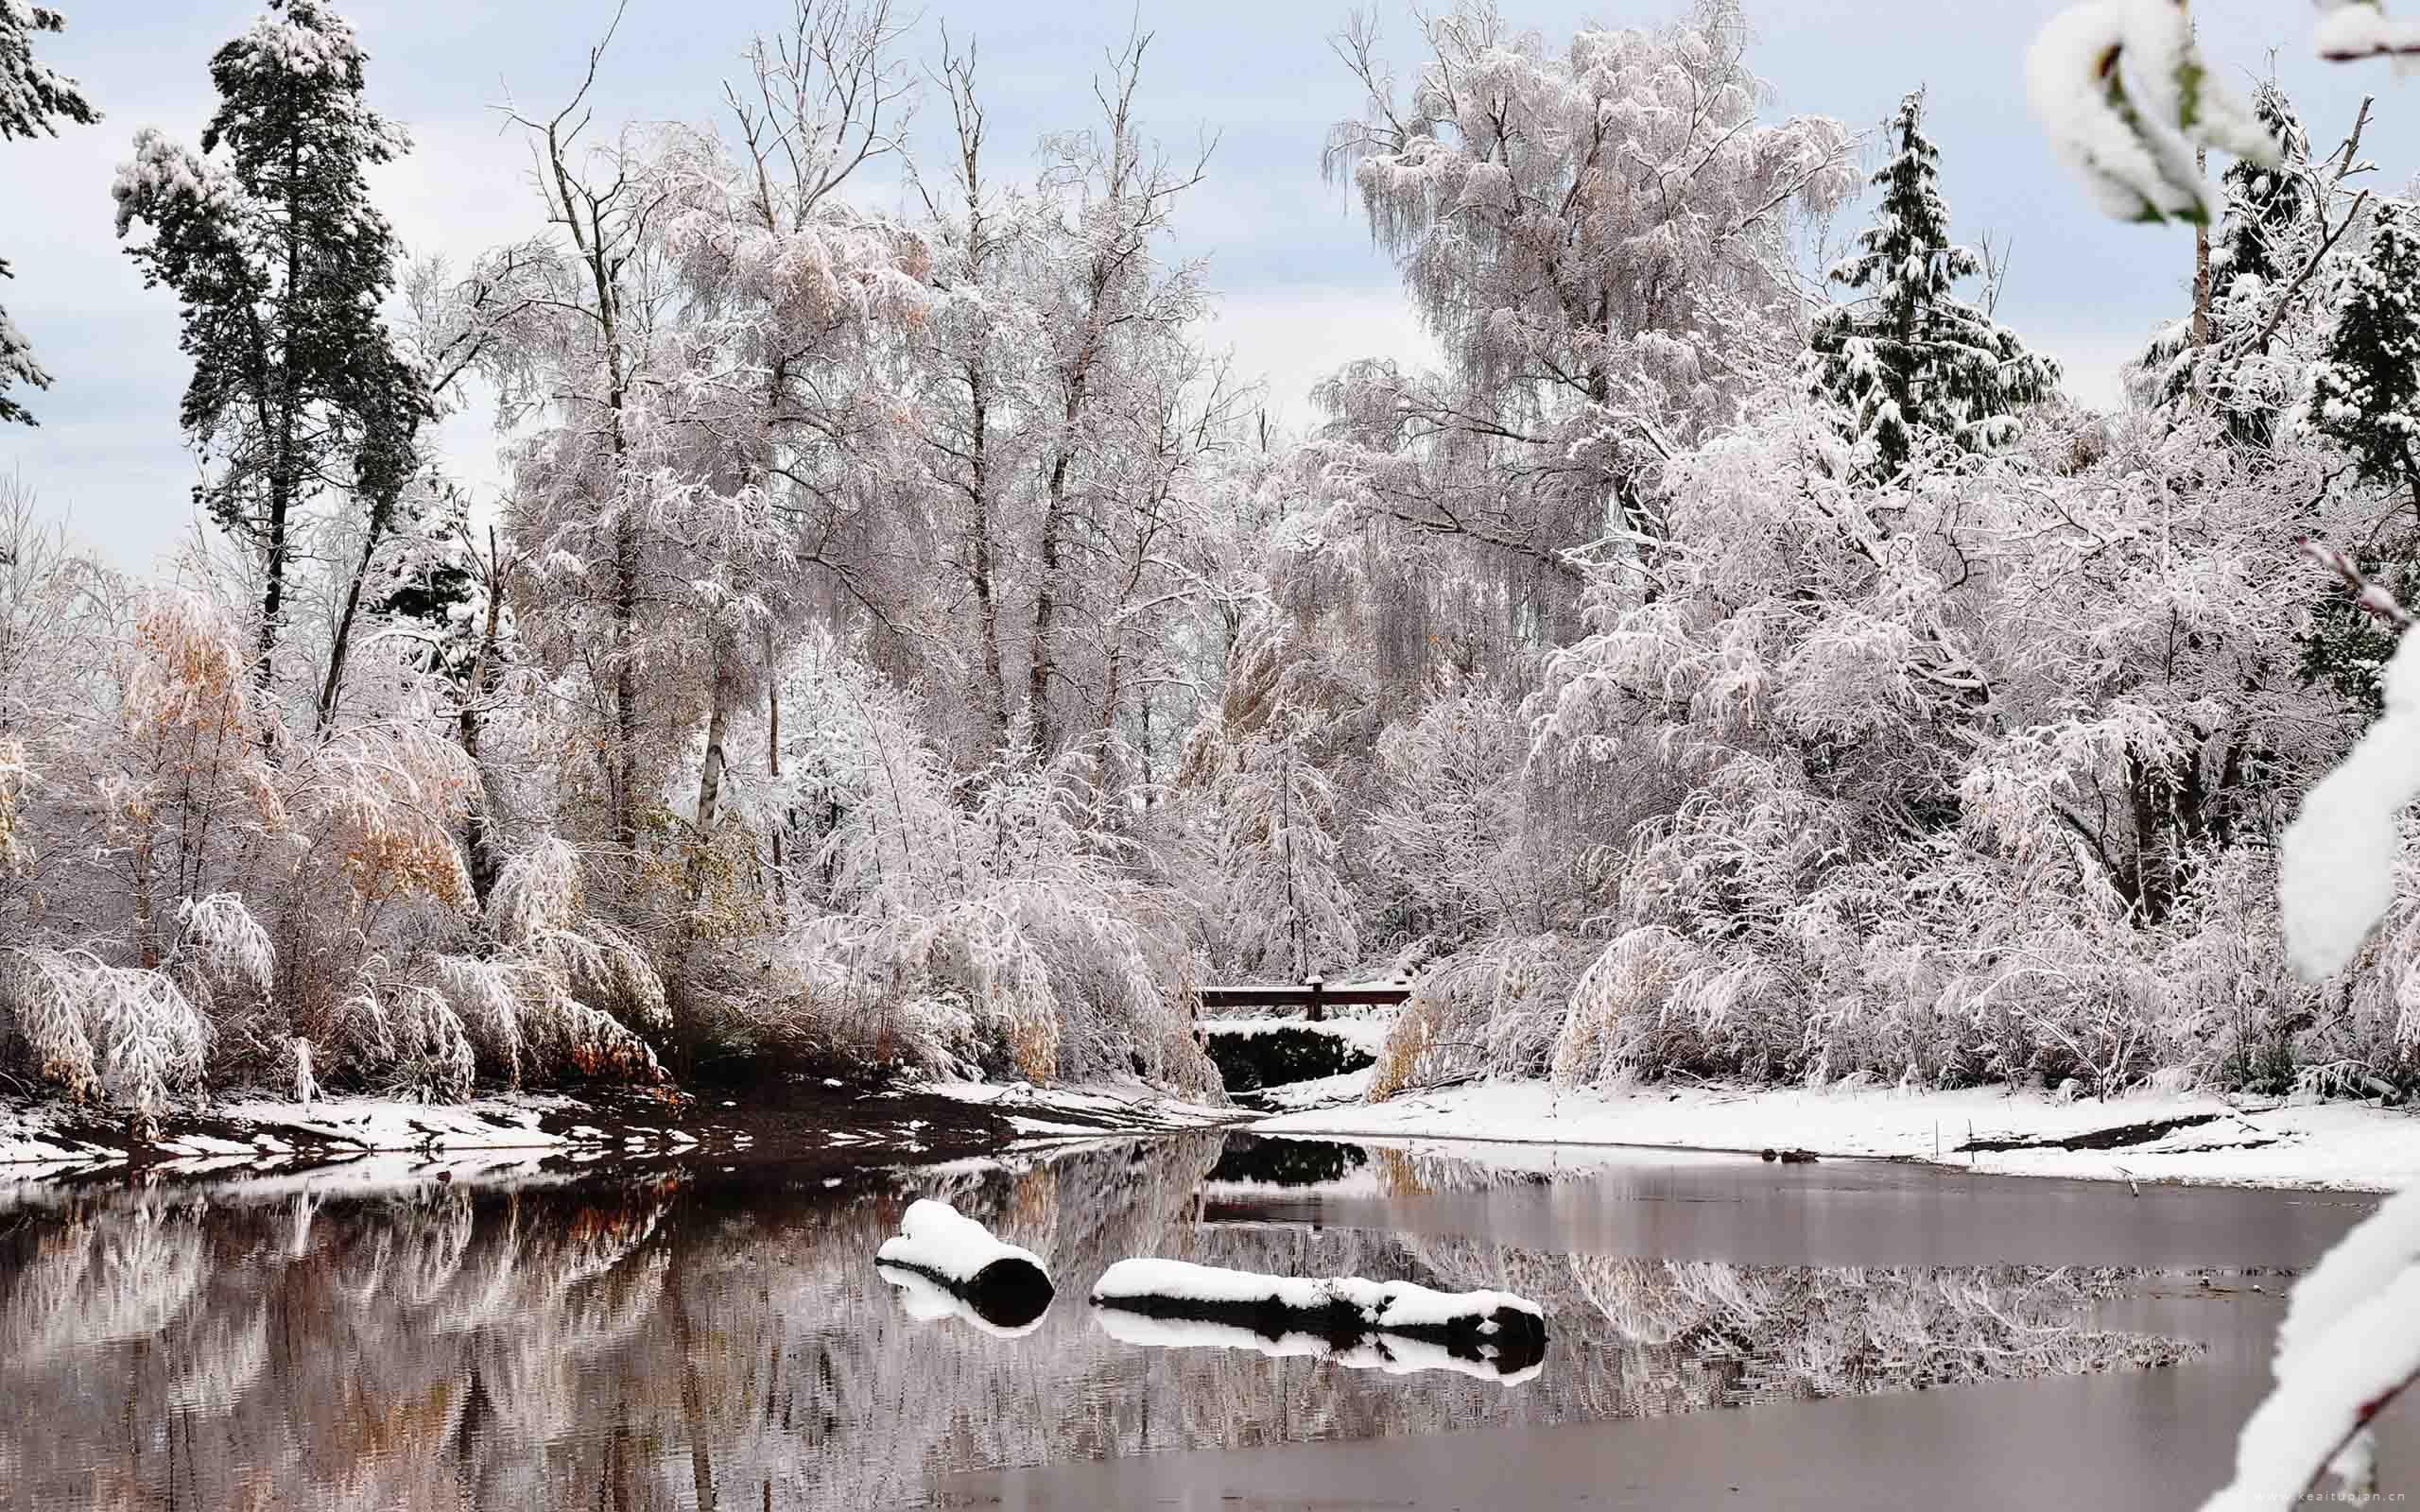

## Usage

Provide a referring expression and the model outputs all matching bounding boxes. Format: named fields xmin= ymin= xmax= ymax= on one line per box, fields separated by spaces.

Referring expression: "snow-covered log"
xmin=873 ymin=1198 xmax=1053 ymax=1332
xmin=1088 ymin=1257 xmax=1546 ymax=1378
xmin=1092 ymin=1305 xmax=1545 ymax=1385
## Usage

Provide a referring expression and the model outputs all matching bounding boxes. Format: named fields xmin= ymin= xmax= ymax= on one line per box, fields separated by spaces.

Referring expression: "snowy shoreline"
xmin=0 ymin=1079 xmax=1240 ymax=1181
xmin=1253 ymin=1081 xmax=2420 ymax=1193
xmin=13 ymin=1072 xmax=2418 ymax=1195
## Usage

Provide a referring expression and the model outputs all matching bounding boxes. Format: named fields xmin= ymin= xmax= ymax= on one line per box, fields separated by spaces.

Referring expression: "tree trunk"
xmin=313 ymin=525 xmax=383 ymax=732
xmin=966 ymin=364 xmax=1010 ymax=747
xmin=766 ymin=624 xmax=786 ymax=914
xmin=2193 ymin=147 xmax=2213 ymax=349
xmin=692 ymin=681 xmax=732 ymax=842
xmin=611 ymin=494 xmax=639 ymax=854
xmin=131 ymin=829 xmax=160 ymax=971
xmin=457 ymin=551 xmax=508 ymax=908
xmin=1028 ymin=437 xmax=1073 ymax=756
xmin=258 ymin=468 xmax=292 ymax=695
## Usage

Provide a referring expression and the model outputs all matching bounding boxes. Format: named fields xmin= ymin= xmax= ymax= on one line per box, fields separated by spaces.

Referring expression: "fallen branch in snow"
xmin=873 ymin=1198 xmax=1054 ymax=1332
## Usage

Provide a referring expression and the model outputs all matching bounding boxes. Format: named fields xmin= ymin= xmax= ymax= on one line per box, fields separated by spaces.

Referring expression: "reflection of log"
xmin=875 ymin=1259 xmax=1053 ymax=1336
xmin=1089 ymin=1258 xmax=1546 ymax=1380
xmin=874 ymin=1199 xmax=1054 ymax=1333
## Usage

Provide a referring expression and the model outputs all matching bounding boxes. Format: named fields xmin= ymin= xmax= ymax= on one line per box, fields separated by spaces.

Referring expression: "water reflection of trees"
xmin=0 ymin=1140 xmax=2191 ymax=1511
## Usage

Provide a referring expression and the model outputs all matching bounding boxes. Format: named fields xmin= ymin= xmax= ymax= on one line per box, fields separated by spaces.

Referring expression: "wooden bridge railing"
xmin=1199 ymin=982 xmax=1410 ymax=1018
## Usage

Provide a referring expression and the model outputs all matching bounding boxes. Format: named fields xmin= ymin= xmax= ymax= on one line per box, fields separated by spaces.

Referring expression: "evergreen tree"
xmin=2133 ymin=81 xmax=2312 ymax=442
xmin=2301 ymin=203 xmax=2420 ymax=714
xmin=2211 ymin=83 xmax=2312 ymax=303
xmin=2313 ymin=203 xmax=2420 ymax=523
xmin=111 ymin=0 xmax=423 ymax=686
xmin=0 ymin=4 xmax=98 ymax=425
xmin=1806 ymin=89 xmax=2060 ymax=476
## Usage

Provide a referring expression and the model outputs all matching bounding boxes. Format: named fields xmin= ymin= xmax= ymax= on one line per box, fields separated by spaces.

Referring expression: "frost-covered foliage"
xmin=2313 ymin=203 xmax=2420 ymax=516
xmin=734 ymin=634 xmax=1219 ymax=1092
xmin=1805 ymin=90 xmax=2059 ymax=475
xmin=32 ymin=0 xmax=2420 ymax=1125
xmin=1492 ymin=394 xmax=2380 ymax=1096
xmin=0 ymin=1 xmax=97 ymax=425
xmin=1311 ymin=0 xmax=1854 ymax=612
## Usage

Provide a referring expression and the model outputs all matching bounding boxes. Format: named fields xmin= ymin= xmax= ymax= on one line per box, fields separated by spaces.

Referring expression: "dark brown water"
xmin=0 ymin=1134 xmax=2402 ymax=1510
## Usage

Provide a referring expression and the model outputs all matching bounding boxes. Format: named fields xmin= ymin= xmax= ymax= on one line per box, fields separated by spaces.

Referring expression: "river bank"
xmin=0 ymin=1074 xmax=1239 ymax=1185
xmin=1252 ymin=1078 xmax=2420 ymax=1192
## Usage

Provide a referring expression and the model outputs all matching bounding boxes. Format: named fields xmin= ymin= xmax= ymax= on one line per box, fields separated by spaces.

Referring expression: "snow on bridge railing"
xmin=1197 ymin=977 xmax=1411 ymax=1016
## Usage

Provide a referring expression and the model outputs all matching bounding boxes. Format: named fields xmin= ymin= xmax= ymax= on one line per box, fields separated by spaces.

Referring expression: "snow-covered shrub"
xmin=744 ymin=636 xmax=1220 ymax=1093
xmin=0 ymin=949 xmax=211 ymax=1124
xmin=1371 ymin=934 xmax=1589 ymax=1099
xmin=1364 ymin=683 xmax=1540 ymax=949
xmin=1519 ymin=398 xmax=2354 ymax=1094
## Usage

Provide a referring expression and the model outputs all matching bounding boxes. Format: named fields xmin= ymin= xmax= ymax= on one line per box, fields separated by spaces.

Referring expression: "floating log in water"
xmin=875 ymin=1198 xmax=1055 ymax=1334
xmin=1089 ymin=1257 xmax=1546 ymax=1381
xmin=1093 ymin=1305 xmax=1545 ymax=1384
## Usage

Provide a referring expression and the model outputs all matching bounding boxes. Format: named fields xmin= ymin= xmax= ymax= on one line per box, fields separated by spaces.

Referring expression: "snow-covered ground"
xmin=925 ymin=1080 xmax=1243 ymax=1138
xmin=1253 ymin=1081 xmax=2420 ymax=1193
xmin=0 ymin=1080 xmax=1240 ymax=1177
xmin=1250 ymin=1065 xmax=1378 ymax=1112
xmin=0 ymin=1091 xmax=596 ymax=1168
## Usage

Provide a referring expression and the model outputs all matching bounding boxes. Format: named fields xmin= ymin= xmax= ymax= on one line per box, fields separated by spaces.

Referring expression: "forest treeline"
xmin=3 ymin=0 xmax=2417 ymax=1122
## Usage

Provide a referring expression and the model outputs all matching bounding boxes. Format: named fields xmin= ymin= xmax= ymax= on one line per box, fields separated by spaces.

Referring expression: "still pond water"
xmin=0 ymin=1132 xmax=2408 ymax=1510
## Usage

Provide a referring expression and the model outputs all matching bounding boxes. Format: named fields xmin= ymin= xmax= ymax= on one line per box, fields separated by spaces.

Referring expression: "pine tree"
xmin=0 ymin=4 xmax=98 ymax=425
xmin=1806 ymin=89 xmax=2060 ymax=476
xmin=2211 ymin=84 xmax=2312 ymax=302
xmin=2134 ymin=82 xmax=2312 ymax=443
xmin=2314 ymin=203 xmax=2420 ymax=522
xmin=2301 ymin=203 xmax=2420 ymax=714
xmin=111 ymin=0 xmax=423 ymax=686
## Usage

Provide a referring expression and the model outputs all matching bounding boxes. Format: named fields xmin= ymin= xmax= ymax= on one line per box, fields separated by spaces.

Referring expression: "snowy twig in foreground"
xmin=2224 ymin=545 xmax=2420 ymax=1504
xmin=2303 ymin=539 xmax=2415 ymax=628
xmin=2202 ymin=1187 xmax=2420 ymax=1508
xmin=2276 ymin=543 xmax=2420 ymax=979
xmin=2316 ymin=0 xmax=2420 ymax=65
xmin=2026 ymin=0 xmax=2420 ymax=223
xmin=2027 ymin=1 xmax=2280 ymax=224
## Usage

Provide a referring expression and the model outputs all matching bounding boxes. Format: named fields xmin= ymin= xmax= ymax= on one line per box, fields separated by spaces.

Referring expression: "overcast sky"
xmin=4 ymin=0 xmax=2411 ymax=569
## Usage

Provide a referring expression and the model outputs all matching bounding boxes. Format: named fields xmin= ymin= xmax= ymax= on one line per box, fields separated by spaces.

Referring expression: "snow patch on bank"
xmin=922 ymin=1080 xmax=1241 ymax=1138
xmin=1254 ymin=1081 xmax=2420 ymax=1192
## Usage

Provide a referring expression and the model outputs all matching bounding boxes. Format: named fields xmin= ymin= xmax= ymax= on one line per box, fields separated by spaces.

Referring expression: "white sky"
xmin=5 ymin=0 xmax=2411 ymax=569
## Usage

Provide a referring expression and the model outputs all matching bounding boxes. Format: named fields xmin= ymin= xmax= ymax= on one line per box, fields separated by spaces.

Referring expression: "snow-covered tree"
xmin=0 ymin=2 xmax=97 ymax=425
xmin=1806 ymin=90 xmax=2060 ymax=475
xmin=1319 ymin=2 xmax=1857 ymax=562
xmin=111 ymin=0 xmax=422 ymax=686
xmin=2214 ymin=85 xmax=2315 ymax=301
xmin=2314 ymin=202 xmax=2420 ymax=523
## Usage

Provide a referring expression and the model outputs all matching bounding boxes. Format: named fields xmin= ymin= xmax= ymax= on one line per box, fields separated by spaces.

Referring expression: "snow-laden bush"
xmin=1515 ymin=400 xmax=2354 ymax=1095
xmin=745 ymin=636 xmax=1220 ymax=1093
xmin=1372 ymin=934 xmax=1590 ymax=1099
